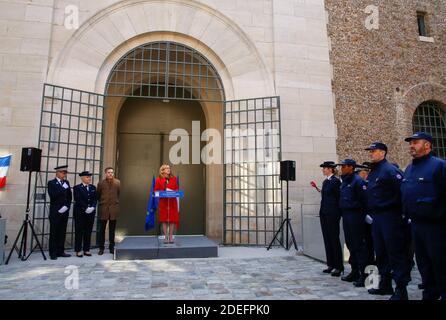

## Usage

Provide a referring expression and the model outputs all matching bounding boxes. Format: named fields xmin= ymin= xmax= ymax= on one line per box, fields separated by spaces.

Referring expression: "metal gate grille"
xmin=106 ymin=41 xmax=224 ymax=102
xmin=413 ymin=101 xmax=446 ymax=159
xmin=32 ymin=84 xmax=104 ymax=249
xmin=224 ymin=97 xmax=282 ymax=245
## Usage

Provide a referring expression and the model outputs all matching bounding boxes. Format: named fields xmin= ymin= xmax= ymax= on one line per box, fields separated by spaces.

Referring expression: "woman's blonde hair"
xmin=159 ymin=164 xmax=173 ymax=178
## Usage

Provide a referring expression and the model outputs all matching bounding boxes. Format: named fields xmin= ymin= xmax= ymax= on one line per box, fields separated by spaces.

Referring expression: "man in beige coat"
xmin=97 ymin=167 xmax=120 ymax=255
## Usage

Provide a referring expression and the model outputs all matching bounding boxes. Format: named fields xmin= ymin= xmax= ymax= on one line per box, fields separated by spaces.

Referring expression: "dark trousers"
xmin=364 ymin=222 xmax=376 ymax=266
xmin=412 ymin=222 xmax=446 ymax=299
xmin=342 ymin=212 xmax=367 ymax=272
xmin=48 ymin=212 xmax=69 ymax=258
xmin=74 ymin=212 xmax=95 ymax=252
xmin=98 ymin=219 xmax=117 ymax=250
xmin=320 ymin=214 xmax=343 ymax=270
xmin=371 ymin=212 xmax=412 ymax=287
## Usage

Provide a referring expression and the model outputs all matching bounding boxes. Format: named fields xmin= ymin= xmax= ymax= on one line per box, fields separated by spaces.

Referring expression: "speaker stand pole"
xmin=267 ymin=180 xmax=298 ymax=251
xmin=5 ymin=171 xmax=47 ymax=264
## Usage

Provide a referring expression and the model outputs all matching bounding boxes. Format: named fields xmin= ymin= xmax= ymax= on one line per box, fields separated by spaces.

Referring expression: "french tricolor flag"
xmin=0 ymin=154 xmax=12 ymax=189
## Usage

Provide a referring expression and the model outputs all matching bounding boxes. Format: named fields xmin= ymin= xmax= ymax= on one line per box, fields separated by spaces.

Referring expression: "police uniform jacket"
xmin=339 ymin=173 xmax=368 ymax=213
xmin=366 ymin=159 xmax=404 ymax=214
xmin=73 ymin=183 xmax=97 ymax=215
xmin=401 ymin=152 xmax=446 ymax=223
xmin=47 ymin=178 xmax=72 ymax=216
xmin=319 ymin=175 xmax=342 ymax=217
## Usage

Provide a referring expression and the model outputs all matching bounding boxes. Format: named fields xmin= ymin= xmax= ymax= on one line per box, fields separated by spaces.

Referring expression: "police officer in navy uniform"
xmin=73 ymin=171 xmax=97 ymax=257
xmin=317 ymin=161 xmax=344 ymax=276
xmin=401 ymin=132 xmax=446 ymax=300
xmin=47 ymin=165 xmax=72 ymax=260
xmin=364 ymin=142 xmax=412 ymax=300
xmin=356 ymin=163 xmax=376 ymax=268
xmin=336 ymin=159 xmax=368 ymax=286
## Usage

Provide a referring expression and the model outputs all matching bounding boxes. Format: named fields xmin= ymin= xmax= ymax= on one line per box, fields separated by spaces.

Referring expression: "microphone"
xmin=310 ymin=181 xmax=321 ymax=193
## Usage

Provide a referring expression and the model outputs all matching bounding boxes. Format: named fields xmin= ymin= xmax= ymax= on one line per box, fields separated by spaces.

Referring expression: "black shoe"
xmin=418 ymin=283 xmax=425 ymax=290
xmin=98 ymin=249 xmax=104 ymax=255
xmin=50 ymin=256 xmax=57 ymax=260
xmin=422 ymin=291 xmax=440 ymax=300
xmin=368 ymin=286 xmax=394 ymax=295
xmin=76 ymin=252 xmax=83 ymax=258
xmin=57 ymin=253 xmax=71 ymax=258
xmin=323 ymin=267 xmax=334 ymax=274
xmin=109 ymin=248 xmax=115 ymax=254
xmin=368 ymin=277 xmax=394 ymax=295
xmin=331 ymin=269 xmax=344 ymax=277
xmin=390 ymin=287 xmax=408 ymax=300
xmin=84 ymin=252 xmax=92 ymax=257
xmin=341 ymin=271 xmax=360 ymax=282
xmin=353 ymin=273 xmax=367 ymax=287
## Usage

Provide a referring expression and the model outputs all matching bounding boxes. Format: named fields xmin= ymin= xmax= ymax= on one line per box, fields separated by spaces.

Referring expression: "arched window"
xmin=413 ymin=101 xmax=446 ymax=159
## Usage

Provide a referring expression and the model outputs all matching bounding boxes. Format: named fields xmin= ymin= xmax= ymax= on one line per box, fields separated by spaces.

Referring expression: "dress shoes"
xmin=368 ymin=277 xmax=394 ymax=295
xmin=331 ymin=269 xmax=344 ymax=277
xmin=323 ymin=267 xmax=334 ymax=274
xmin=341 ymin=270 xmax=360 ymax=282
xmin=389 ymin=287 xmax=408 ymax=300
xmin=57 ymin=253 xmax=71 ymax=258
xmin=353 ymin=273 xmax=367 ymax=287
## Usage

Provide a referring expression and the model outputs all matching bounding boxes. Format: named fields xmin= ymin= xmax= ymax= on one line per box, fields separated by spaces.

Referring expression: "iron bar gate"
xmin=32 ymin=84 xmax=104 ymax=250
xmin=224 ymin=97 xmax=283 ymax=246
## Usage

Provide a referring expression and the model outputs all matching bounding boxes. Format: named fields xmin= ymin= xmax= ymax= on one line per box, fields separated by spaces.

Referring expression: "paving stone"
xmin=0 ymin=248 xmax=423 ymax=300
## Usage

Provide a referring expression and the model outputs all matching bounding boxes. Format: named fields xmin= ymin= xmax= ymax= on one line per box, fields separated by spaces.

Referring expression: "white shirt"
xmin=326 ymin=174 xmax=334 ymax=181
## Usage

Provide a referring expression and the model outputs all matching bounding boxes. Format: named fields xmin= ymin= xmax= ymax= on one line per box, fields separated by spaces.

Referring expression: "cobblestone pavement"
xmin=0 ymin=247 xmax=422 ymax=300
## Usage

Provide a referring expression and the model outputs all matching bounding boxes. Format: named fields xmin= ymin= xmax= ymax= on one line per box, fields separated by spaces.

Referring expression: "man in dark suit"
xmin=73 ymin=171 xmax=97 ymax=257
xmin=47 ymin=165 xmax=72 ymax=260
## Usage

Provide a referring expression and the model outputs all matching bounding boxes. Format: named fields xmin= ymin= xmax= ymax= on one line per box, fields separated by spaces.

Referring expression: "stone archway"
xmin=46 ymin=0 xmax=275 ymax=98
xmin=103 ymin=40 xmax=226 ymax=241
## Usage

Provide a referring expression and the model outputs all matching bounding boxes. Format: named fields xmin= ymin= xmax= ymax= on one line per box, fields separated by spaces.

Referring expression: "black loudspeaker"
xmin=280 ymin=160 xmax=296 ymax=181
xmin=20 ymin=147 xmax=42 ymax=172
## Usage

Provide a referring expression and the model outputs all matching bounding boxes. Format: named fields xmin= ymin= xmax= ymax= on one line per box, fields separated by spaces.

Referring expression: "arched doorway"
xmin=104 ymin=41 xmax=225 ymax=240
xmin=116 ymin=98 xmax=206 ymax=236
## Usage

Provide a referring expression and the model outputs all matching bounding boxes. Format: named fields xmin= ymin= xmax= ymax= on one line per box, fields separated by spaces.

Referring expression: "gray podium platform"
xmin=115 ymin=235 xmax=218 ymax=260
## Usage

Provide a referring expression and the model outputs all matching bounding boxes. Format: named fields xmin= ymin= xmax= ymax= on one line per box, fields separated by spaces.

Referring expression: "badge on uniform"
xmin=363 ymin=185 xmax=367 ymax=190
xmin=62 ymin=182 xmax=69 ymax=189
xmin=396 ymin=174 xmax=402 ymax=180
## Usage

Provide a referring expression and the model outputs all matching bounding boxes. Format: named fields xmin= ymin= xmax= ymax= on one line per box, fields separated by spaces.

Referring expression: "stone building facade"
xmin=326 ymin=0 xmax=446 ymax=166
xmin=0 ymin=0 xmax=444 ymax=250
